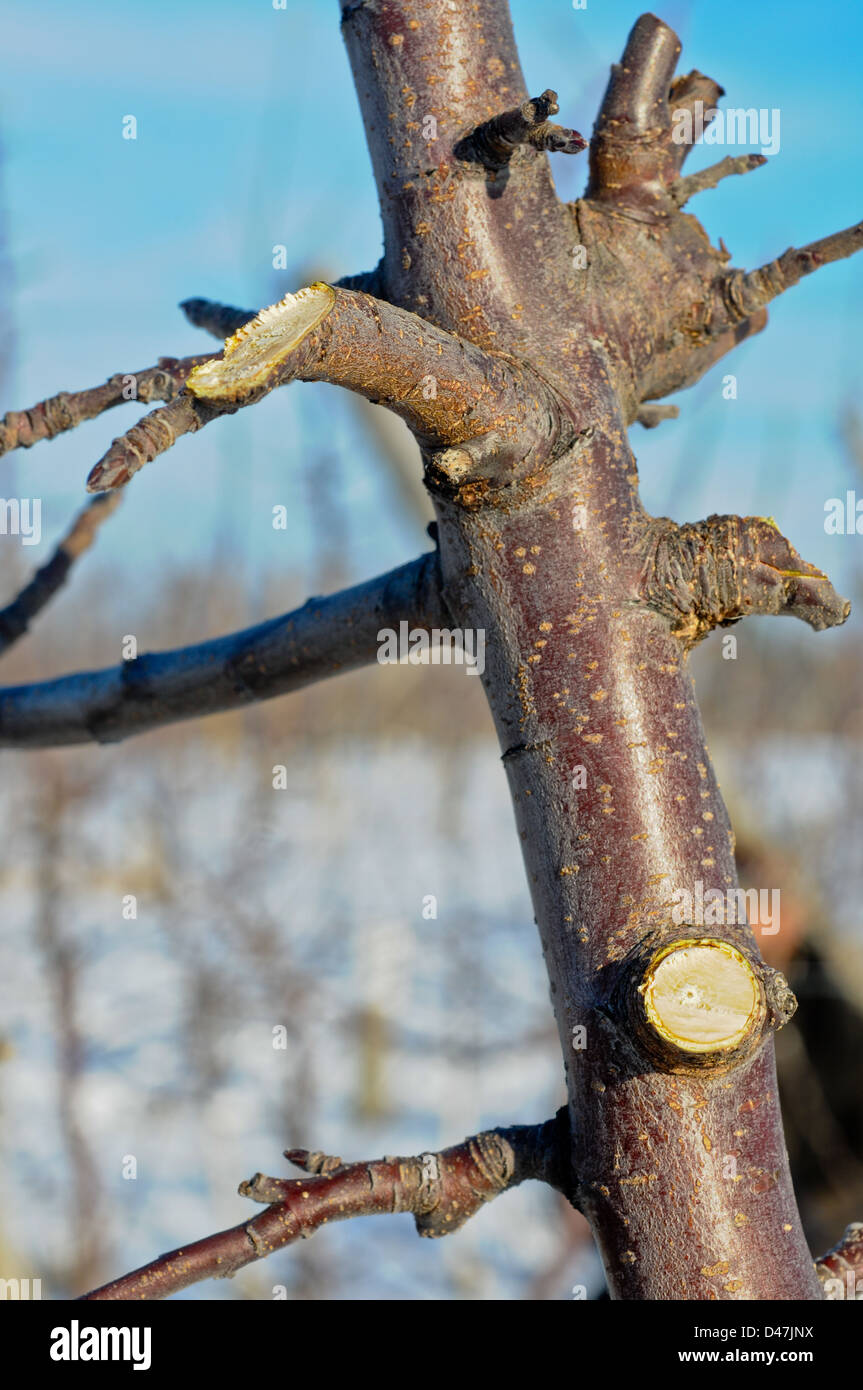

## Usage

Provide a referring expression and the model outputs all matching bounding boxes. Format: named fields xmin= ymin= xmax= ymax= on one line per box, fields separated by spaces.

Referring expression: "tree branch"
xmin=587 ymin=13 xmax=681 ymax=212
xmin=0 ymin=494 xmax=123 ymax=658
xmin=86 ymin=393 xmax=220 ymax=493
xmin=671 ymin=153 xmax=766 ymax=206
xmin=0 ymin=275 xmax=383 ymax=462
xmin=0 ymin=355 xmax=212 ymax=459
xmin=720 ymin=221 xmax=863 ymax=321
xmin=0 ymin=551 xmax=445 ymax=748
xmin=179 ymin=297 xmax=254 ymax=340
xmin=79 ymin=1113 xmax=571 ymax=1300
xmin=638 ymin=513 xmax=851 ymax=648
xmin=637 ymin=308 xmax=768 ymax=409
xmin=87 ymin=283 xmax=570 ymax=499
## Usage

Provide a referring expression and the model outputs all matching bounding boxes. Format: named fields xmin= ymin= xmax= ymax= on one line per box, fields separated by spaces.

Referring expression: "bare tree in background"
xmin=1 ymin=4 xmax=862 ymax=1300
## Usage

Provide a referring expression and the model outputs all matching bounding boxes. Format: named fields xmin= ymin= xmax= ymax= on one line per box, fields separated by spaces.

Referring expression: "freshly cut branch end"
xmin=622 ymin=934 xmax=795 ymax=1074
xmin=186 ymin=284 xmax=336 ymax=405
xmin=641 ymin=939 xmax=761 ymax=1056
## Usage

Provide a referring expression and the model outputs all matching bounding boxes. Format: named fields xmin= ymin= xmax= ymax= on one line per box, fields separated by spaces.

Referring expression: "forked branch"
xmin=86 ymin=284 xmax=568 ymax=495
xmin=80 ymin=1113 xmax=570 ymax=1300
xmin=0 ymin=355 xmax=212 ymax=458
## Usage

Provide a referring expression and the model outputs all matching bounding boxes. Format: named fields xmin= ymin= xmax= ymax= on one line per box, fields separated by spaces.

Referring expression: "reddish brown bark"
xmin=80 ymin=1118 xmax=568 ymax=1300
xmin=338 ymin=1 xmax=855 ymax=1299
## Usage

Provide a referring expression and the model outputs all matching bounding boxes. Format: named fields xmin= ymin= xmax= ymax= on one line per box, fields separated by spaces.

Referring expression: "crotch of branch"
xmin=454 ymin=89 xmax=586 ymax=171
xmin=636 ymin=513 xmax=851 ymax=648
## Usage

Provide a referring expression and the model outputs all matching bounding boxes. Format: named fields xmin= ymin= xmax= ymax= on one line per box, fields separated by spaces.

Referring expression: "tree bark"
xmin=338 ymin=0 xmax=851 ymax=1299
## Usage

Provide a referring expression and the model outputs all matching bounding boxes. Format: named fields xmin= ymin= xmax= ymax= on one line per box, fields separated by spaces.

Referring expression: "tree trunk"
xmin=339 ymin=0 xmax=842 ymax=1299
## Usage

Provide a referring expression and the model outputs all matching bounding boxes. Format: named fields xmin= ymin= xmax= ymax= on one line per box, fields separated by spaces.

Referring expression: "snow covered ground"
xmin=0 ymin=730 xmax=860 ymax=1299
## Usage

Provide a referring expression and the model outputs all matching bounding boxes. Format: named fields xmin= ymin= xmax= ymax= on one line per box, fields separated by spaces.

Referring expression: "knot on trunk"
xmin=637 ymin=513 xmax=850 ymax=647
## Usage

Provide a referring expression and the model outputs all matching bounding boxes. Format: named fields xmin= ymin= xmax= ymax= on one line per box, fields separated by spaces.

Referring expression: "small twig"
xmin=0 ymin=494 xmax=123 ymax=659
xmin=721 ymin=220 xmax=863 ymax=320
xmin=635 ymin=403 xmax=679 ymax=429
xmin=86 ymin=394 xmax=219 ymax=493
xmin=671 ymin=153 xmax=766 ymax=206
xmin=180 ymin=298 xmax=255 ymax=341
xmin=80 ymin=1113 xmax=571 ymax=1300
xmin=454 ymin=90 xmax=586 ymax=169
xmin=0 ymin=355 xmax=213 ymax=459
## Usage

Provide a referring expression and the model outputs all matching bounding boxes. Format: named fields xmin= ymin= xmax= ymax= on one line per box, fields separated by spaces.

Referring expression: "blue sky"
xmin=1 ymin=0 xmax=862 ymax=639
